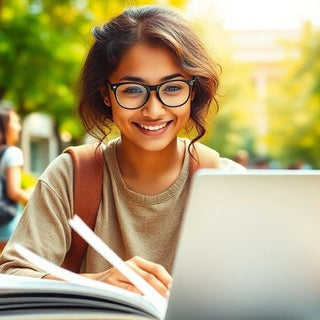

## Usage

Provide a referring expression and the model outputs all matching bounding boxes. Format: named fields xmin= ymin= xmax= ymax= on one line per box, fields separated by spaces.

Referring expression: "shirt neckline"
xmin=105 ymin=137 xmax=190 ymax=204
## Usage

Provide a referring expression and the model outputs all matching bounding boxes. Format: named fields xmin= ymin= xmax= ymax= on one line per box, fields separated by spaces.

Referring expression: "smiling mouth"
xmin=134 ymin=121 xmax=172 ymax=131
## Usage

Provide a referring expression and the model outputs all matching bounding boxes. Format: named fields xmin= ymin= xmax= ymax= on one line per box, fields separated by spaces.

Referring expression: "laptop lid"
xmin=166 ymin=170 xmax=320 ymax=320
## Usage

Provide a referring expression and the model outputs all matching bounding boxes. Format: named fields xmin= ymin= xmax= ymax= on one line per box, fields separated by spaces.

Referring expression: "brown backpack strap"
xmin=189 ymin=141 xmax=220 ymax=178
xmin=61 ymin=143 xmax=103 ymax=272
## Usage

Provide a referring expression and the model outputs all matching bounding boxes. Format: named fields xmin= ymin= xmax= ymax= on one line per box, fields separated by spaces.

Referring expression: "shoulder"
xmin=101 ymin=138 xmax=120 ymax=165
xmin=184 ymin=139 xmax=246 ymax=172
xmin=218 ymin=157 xmax=246 ymax=171
xmin=39 ymin=152 xmax=73 ymax=186
xmin=40 ymin=142 xmax=109 ymax=187
xmin=1 ymin=146 xmax=24 ymax=167
xmin=185 ymin=139 xmax=220 ymax=169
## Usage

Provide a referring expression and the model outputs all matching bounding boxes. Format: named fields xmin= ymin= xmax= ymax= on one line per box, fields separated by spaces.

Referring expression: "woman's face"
xmin=102 ymin=43 xmax=193 ymax=152
xmin=6 ymin=111 xmax=21 ymax=146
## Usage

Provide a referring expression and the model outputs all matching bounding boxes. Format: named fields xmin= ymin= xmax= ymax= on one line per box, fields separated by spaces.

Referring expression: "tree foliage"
xmin=200 ymin=25 xmax=256 ymax=159
xmin=201 ymin=21 xmax=320 ymax=168
xmin=267 ymin=23 xmax=320 ymax=169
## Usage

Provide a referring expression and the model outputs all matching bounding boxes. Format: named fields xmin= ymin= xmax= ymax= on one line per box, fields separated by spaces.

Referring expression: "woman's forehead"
xmin=109 ymin=43 xmax=190 ymax=83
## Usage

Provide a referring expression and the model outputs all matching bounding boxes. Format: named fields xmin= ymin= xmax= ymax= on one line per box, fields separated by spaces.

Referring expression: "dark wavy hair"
xmin=78 ymin=5 xmax=220 ymax=153
xmin=0 ymin=102 xmax=14 ymax=146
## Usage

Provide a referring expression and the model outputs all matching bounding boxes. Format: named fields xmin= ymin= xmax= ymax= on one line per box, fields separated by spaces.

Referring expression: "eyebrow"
xmin=118 ymin=73 xmax=185 ymax=83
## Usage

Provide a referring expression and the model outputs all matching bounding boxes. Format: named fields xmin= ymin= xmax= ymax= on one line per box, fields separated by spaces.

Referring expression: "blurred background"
xmin=1 ymin=0 xmax=320 ymax=177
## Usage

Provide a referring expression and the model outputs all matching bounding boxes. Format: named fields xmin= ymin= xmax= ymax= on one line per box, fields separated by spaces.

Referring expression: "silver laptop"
xmin=166 ymin=170 xmax=320 ymax=320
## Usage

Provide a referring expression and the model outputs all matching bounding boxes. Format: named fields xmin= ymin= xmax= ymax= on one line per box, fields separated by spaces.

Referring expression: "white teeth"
xmin=138 ymin=123 xmax=167 ymax=131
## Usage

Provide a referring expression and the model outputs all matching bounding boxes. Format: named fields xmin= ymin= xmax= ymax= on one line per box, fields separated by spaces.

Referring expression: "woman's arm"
xmin=0 ymin=154 xmax=74 ymax=278
xmin=6 ymin=165 xmax=32 ymax=204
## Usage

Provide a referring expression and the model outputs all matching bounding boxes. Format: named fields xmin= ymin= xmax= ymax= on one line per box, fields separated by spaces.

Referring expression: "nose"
xmin=141 ymin=91 xmax=166 ymax=118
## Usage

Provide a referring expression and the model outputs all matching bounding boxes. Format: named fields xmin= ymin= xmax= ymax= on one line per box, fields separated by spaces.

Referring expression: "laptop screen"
xmin=166 ymin=170 xmax=320 ymax=320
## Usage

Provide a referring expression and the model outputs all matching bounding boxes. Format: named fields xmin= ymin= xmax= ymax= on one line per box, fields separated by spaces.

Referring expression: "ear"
xmin=100 ymin=85 xmax=111 ymax=107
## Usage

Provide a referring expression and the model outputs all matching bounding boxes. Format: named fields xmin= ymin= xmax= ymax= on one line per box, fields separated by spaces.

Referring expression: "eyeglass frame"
xmin=105 ymin=77 xmax=196 ymax=110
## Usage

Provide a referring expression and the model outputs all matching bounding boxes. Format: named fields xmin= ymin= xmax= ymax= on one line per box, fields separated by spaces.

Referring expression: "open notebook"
xmin=1 ymin=170 xmax=320 ymax=319
xmin=166 ymin=169 xmax=320 ymax=319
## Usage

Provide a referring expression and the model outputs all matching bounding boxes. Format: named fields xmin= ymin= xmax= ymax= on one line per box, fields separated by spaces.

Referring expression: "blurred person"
xmin=254 ymin=156 xmax=270 ymax=169
xmin=232 ymin=150 xmax=250 ymax=168
xmin=0 ymin=102 xmax=32 ymax=251
xmin=287 ymin=161 xmax=312 ymax=170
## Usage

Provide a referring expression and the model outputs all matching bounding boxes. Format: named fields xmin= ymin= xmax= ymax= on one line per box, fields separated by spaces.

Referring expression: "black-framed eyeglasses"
xmin=106 ymin=77 xmax=195 ymax=110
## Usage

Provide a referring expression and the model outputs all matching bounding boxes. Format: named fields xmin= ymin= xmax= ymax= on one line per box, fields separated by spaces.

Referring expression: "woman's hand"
xmin=82 ymin=256 xmax=172 ymax=298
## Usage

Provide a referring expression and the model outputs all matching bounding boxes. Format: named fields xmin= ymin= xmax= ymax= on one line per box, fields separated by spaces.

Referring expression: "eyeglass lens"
xmin=115 ymin=80 xmax=191 ymax=109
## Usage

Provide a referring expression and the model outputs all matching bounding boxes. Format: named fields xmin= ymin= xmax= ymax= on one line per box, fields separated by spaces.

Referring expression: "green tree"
xmin=267 ymin=23 xmax=320 ymax=169
xmin=199 ymin=24 xmax=256 ymax=159
xmin=0 ymin=0 xmax=92 ymax=144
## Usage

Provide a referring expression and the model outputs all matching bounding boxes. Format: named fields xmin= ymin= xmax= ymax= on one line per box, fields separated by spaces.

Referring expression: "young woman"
xmin=0 ymin=103 xmax=31 ymax=250
xmin=0 ymin=5 xmax=244 ymax=297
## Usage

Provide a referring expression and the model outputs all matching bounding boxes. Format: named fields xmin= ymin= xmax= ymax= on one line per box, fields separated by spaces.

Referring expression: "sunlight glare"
xmin=186 ymin=0 xmax=320 ymax=30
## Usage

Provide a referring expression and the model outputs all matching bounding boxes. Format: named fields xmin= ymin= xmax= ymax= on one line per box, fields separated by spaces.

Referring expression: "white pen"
xmin=69 ymin=215 xmax=167 ymax=314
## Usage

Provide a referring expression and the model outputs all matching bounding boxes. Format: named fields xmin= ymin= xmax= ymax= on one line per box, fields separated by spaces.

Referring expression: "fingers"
xmin=107 ymin=276 xmax=142 ymax=295
xmin=127 ymin=256 xmax=172 ymax=298
xmin=84 ymin=256 xmax=172 ymax=298
xmin=84 ymin=268 xmax=143 ymax=295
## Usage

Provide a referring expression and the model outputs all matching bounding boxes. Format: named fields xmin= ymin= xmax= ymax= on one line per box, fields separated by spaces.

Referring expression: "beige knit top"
xmin=0 ymin=138 xmax=244 ymax=277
